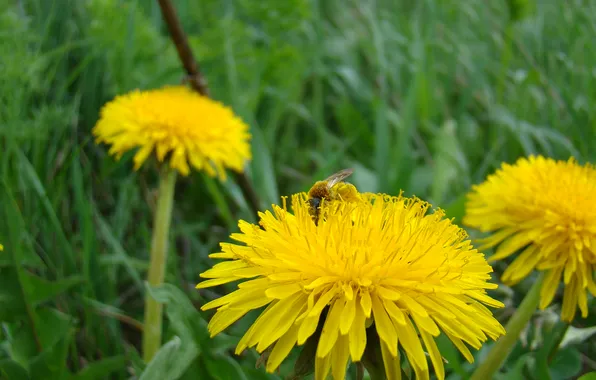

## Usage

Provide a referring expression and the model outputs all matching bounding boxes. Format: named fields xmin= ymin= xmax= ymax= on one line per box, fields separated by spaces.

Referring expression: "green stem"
xmin=142 ymin=166 xmax=177 ymax=362
xmin=470 ymin=272 xmax=545 ymax=380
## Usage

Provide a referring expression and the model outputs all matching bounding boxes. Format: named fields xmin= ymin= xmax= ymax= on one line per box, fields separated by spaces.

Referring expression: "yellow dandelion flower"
xmin=463 ymin=155 xmax=596 ymax=322
xmin=0 ymin=244 xmax=3 ymax=251
xmin=197 ymin=193 xmax=505 ymax=380
xmin=93 ymin=86 xmax=251 ymax=178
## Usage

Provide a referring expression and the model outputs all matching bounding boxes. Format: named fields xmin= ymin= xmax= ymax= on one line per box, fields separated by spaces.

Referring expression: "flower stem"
xmin=142 ymin=166 xmax=177 ymax=362
xmin=470 ymin=272 xmax=545 ymax=380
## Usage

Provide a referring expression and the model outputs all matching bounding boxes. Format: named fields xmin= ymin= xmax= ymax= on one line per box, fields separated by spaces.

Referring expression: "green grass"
xmin=1 ymin=0 xmax=595 ymax=379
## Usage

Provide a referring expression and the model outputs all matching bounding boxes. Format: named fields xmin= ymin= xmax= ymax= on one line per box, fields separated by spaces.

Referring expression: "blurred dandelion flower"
xmin=0 ymin=244 xmax=3 ymax=251
xmin=197 ymin=193 xmax=505 ymax=380
xmin=93 ymin=86 xmax=251 ymax=178
xmin=464 ymin=155 xmax=596 ymax=321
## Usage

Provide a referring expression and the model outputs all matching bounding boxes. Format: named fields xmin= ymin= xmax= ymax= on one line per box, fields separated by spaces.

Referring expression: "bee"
xmin=307 ymin=168 xmax=360 ymax=224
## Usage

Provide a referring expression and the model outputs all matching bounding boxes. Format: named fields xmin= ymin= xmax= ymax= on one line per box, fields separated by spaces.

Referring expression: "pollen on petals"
xmin=464 ymin=155 xmax=596 ymax=322
xmin=92 ymin=86 xmax=251 ymax=179
xmin=198 ymin=192 xmax=505 ymax=380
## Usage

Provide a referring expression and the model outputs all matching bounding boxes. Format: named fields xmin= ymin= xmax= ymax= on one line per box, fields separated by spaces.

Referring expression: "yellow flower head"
xmin=197 ymin=193 xmax=504 ymax=380
xmin=463 ymin=155 xmax=596 ymax=322
xmin=93 ymin=86 xmax=251 ymax=178
xmin=0 ymin=244 xmax=3 ymax=251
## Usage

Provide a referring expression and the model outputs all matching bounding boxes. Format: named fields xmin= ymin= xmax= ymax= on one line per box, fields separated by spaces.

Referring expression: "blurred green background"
xmin=1 ymin=0 xmax=595 ymax=379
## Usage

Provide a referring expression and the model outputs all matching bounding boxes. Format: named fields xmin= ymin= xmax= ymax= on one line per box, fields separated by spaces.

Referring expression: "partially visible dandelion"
xmin=464 ymin=155 xmax=596 ymax=322
xmin=197 ymin=192 xmax=505 ymax=380
xmin=0 ymin=244 xmax=3 ymax=251
xmin=93 ymin=85 xmax=251 ymax=178
xmin=93 ymin=84 xmax=252 ymax=362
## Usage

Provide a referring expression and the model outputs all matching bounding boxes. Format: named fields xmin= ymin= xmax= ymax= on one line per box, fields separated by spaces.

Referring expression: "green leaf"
xmin=202 ymin=174 xmax=237 ymax=230
xmin=138 ymin=337 xmax=185 ymax=380
xmin=548 ymin=347 xmax=582 ymax=380
xmin=502 ymin=353 xmax=533 ymax=380
xmin=16 ymin=148 xmax=75 ymax=272
xmin=35 ymin=308 xmax=74 ymax=350
xmin=142 ymin=284 xmax=208 ymax=379
xmin=431 ymin=120 xmax=462 ymax=206
xmin=506 ymin=0 xmax=535 ymax=22
xmin=70 ymin=154 xmax=96 ymax=297
xmin=69 ymin=356 xmax=127 ymax=380
xmin=241 ymin=366 xmax=280 ymax=380
xmin=22 ymin=272 xmax=85 ymax=306
xmin=560 ymin=325 xmax=596 ymax=348
xmin=5 ymin=307 xmax=73 ymax=368
xmin=578 ymin=372 xmax=596 ymax=380
xmin=249 ymin=125 xmax=278 ymax=208
xmin=145 ymin=283 xmax=210 ymax=348
xmin=0 ymin=267 xmax=27 ymax=321
xmin=177 ymin=358 xmax=210 ymax=380
xmin=0 ymin=186 xmax=44 ymax=270
xmin=204 ymin=354 xmax=248 ymax=380
xmin=94 ymin=213 xmax=145 ymax=291
xmin=533 ymin=321 xmax=568 ymax=380
xmin=4 ymin=321 xmax=40 ymax=366
xmin=126 ymin=342 xmax=147 ymax=379
xmin=29 ymin=328 xmax=73 ymax=380
xmin=351 ymin=161 xmax=378 ymax=194
xmin=444 ymin=193 xmax=467 ymax=225
xmin=0 ymin=359 xmax=30 ymax=380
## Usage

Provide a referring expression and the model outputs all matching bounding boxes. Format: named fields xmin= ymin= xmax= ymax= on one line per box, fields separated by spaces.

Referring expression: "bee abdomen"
xmin=308 ymin=181 xmax=330 ymax=199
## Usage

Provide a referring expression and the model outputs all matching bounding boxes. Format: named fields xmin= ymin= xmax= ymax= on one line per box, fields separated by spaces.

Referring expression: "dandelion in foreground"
xmin=464 ymin=155 xmax=596 ymax=322
xmin=92 ymin=85 xmax=251 ymax=178
xmin=197 ymin=192 xmax=505 ymax=379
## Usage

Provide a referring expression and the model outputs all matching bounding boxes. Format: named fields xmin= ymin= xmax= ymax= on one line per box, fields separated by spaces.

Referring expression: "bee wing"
xmin=324 ymin=168 xmax=354 ymax=188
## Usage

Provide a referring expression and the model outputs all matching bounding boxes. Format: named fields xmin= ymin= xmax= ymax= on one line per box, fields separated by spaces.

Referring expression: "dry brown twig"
xmin=157 ymin=0 xmax=262 ymax=220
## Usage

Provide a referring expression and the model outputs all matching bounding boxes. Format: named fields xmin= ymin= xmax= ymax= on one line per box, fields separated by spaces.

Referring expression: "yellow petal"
xmin=392 ymin=317 xmax=428 ymax=371
xmin=256 ymin=294 xmax=307 ymax=352
xmin=360 ymin=290 xmax=372 ymax=318
xmin=314 ymin=350 xmax=332 ymax=380
xmin=539 ymin=267 xmax=563 ymax=310
xmin=339 ymin=295 xmax=356 ymax=335
xmin=349 ymin=304 xmax=367 ymax=361
xmin=265 ymin=283 xmax=303 ymax=299
xmin=446 ymin=334 xmax=474 ymax=363
xmin=561 ymin=278 xmax=579 ymax=322
xmin=371 ymin=293 xmax=398 ymax=356
xmin=377 ymin=286 xmax=401 ymax=300
xmin=501 ymin=244 xmax=540 ymax=284
xmin=195 ymin=276 xmax=238 ymax=289
xmin=380 ymin=338 xmax=402 ymax=380
xmin=331 ymin=334 xmax=350 ymax=380
xmin=208 ymin=308 xmax=251 ymax=337
xmin=420 ymin=329 xmax=445 ymax=380
xmin=476 ymin=227 xmax=518 ymax=251
xmin=308 ymin=285 xmax=337 ymax=317
xmin=266 ymin=324 xmax=300 ymax=373
xmin=489 ymin=232 xmax=535 ymax=262
xmin=383 ymin=298 xmax=406 ymax=326
xmin=317 ymin=298 xmax=344 ymax=358
xmin=298 ymin=314 xmax=321 ymax=345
